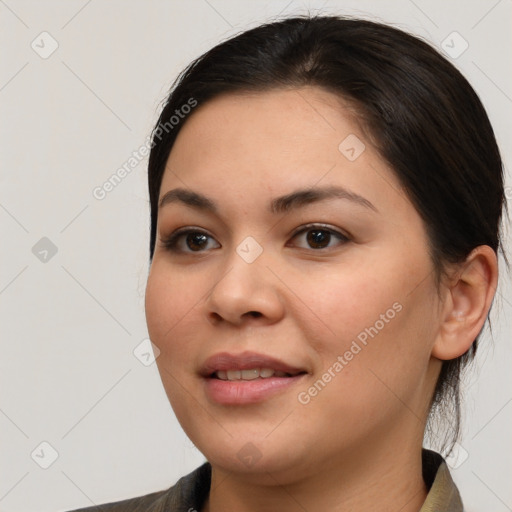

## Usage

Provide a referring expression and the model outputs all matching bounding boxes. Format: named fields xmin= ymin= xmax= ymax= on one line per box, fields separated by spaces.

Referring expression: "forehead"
xmin=171 ymin=87 xmax=363 ymax=153
xmin=164 ymin=89 xmax=374 ymax=182
xmin=159 ymin=87 xmax=410 ymax=220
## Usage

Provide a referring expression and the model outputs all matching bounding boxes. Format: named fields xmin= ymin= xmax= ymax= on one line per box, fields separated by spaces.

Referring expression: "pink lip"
xmin=200 ymin=351 xmax=305 ymax=376
xmin=205 ymin=375 xmax=306 ymax=405
xmin=200 ymin=351 xmax=307 ymax=405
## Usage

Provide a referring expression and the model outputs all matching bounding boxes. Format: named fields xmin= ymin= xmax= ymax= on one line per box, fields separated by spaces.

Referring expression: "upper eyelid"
xmin=289 ymin=223 xmax=349 ymax=238
xmin=167 ymin=223 xmax=346 ymax=239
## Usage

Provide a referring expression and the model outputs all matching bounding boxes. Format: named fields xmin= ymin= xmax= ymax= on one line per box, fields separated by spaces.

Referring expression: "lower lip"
xmin=204 ymin=375 xmax=306 ymax=405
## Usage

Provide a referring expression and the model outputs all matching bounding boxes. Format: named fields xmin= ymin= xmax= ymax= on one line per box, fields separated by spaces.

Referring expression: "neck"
xmin=202 ymin=437 xmax=428 ymax=512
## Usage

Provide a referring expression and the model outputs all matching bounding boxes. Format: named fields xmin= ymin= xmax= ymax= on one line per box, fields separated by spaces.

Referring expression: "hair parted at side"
xmin=147 ymin=14 xmax=507 ymax=453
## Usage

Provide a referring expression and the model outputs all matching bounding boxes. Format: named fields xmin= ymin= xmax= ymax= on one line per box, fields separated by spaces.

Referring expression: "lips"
xmin=201 ymin=351 xmax=306 ymax=378
xmin=215 ymin=368 xmax=291 ymax=380
xmin=201 ymin=351 xmax=308 ymax=405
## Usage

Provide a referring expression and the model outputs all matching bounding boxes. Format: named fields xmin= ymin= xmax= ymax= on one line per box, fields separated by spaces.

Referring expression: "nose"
xmin=205 ymin=251 xmax=285 ymax=327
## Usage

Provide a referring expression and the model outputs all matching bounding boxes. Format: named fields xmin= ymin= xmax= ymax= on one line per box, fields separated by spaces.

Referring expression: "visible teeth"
xmin=241 ymin=369 xmax=260 ymax=380
xmin=226 ymin=370 xmax=241 ymax=380
xmin=214 ymin=368 xmax=292 ymax=381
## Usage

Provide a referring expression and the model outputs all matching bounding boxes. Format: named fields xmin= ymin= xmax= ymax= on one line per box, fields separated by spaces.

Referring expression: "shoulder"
xmin=65 ymin=488 xmax=169 ymax=512
xmin=63 ymin=462 xmax=211 ymax=512
xmin=421 ymin=449 xmax=464 ymax=511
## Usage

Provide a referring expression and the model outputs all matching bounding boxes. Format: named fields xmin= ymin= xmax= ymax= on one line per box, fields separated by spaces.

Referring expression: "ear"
xmin=432 ymin=245 xmax=499 ymax=361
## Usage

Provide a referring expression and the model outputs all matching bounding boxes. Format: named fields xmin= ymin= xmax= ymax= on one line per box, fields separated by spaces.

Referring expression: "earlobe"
xmin=431 ymin=246 xmax=498 ymax=361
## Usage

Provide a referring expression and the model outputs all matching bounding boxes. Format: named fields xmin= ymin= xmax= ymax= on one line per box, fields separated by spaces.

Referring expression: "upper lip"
xmin=200 ymin=351 xmax=307 ymax=377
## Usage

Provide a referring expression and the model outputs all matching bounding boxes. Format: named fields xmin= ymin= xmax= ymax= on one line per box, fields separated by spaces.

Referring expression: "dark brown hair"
xmin=146 ymin=15 xmax=507 ymax=452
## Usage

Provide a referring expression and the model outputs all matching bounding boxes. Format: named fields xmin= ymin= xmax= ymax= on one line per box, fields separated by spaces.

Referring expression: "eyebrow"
xmin=158 ymin=186 xmax=378 ymax=214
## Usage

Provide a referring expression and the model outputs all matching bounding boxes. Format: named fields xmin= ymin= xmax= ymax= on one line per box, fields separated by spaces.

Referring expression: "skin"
xmin=145 ymin=87 xmax=498 ymax=512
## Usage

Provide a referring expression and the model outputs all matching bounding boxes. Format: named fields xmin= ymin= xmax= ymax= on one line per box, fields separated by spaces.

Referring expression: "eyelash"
xmin=160 ymin=223 xmax=350 ymax=254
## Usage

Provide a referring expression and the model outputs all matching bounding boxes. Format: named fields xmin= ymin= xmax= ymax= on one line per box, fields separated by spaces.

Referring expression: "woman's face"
xmin=145 ymin=87 xmax=443 ymax=481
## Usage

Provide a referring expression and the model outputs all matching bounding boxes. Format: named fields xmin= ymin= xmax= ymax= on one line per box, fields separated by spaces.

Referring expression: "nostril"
xmin=248 ymin=311 xmax=262 ymax=318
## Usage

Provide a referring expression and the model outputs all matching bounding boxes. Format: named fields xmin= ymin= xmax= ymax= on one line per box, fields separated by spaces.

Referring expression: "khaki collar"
xmin=420 ymin=449 xmax=464 ymax=511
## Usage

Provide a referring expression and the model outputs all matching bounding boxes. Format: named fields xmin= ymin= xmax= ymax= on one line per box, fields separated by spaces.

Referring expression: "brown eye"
xmin=161 ymin=229 xmax=220 ymax=253
xmin=186 ymin=232 xmax=209 ymax=251
xmin=306 ymin=229 xmax=332 ymax=249
xmin=290 ymin=225 xmax=349 ymax=250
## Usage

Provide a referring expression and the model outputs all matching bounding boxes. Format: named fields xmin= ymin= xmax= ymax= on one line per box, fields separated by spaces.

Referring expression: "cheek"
xmin=296 ymin=265 xmax=402 ymax=351
xmin=145 ymin=264 xmax=204 ymax=414
xmin=299 ymin=254 xmax=437 ymax=381
xmin=310 ymin=274 xmax=437 ymax=416
xmin=145 ymin=262 xmax=203 ymax=355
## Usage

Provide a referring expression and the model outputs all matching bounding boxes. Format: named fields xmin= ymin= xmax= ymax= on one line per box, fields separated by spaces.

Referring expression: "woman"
xmin=71 ymin=14 xmax=505 ymax=511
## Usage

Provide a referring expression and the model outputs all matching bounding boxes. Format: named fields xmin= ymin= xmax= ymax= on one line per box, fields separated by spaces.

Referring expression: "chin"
xmin=192 ymin=430 xmax=310 ymax=479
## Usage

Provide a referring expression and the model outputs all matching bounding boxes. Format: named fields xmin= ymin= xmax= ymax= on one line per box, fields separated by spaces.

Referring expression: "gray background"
xmin=0 ymin=1 xmax=511 ymax=511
